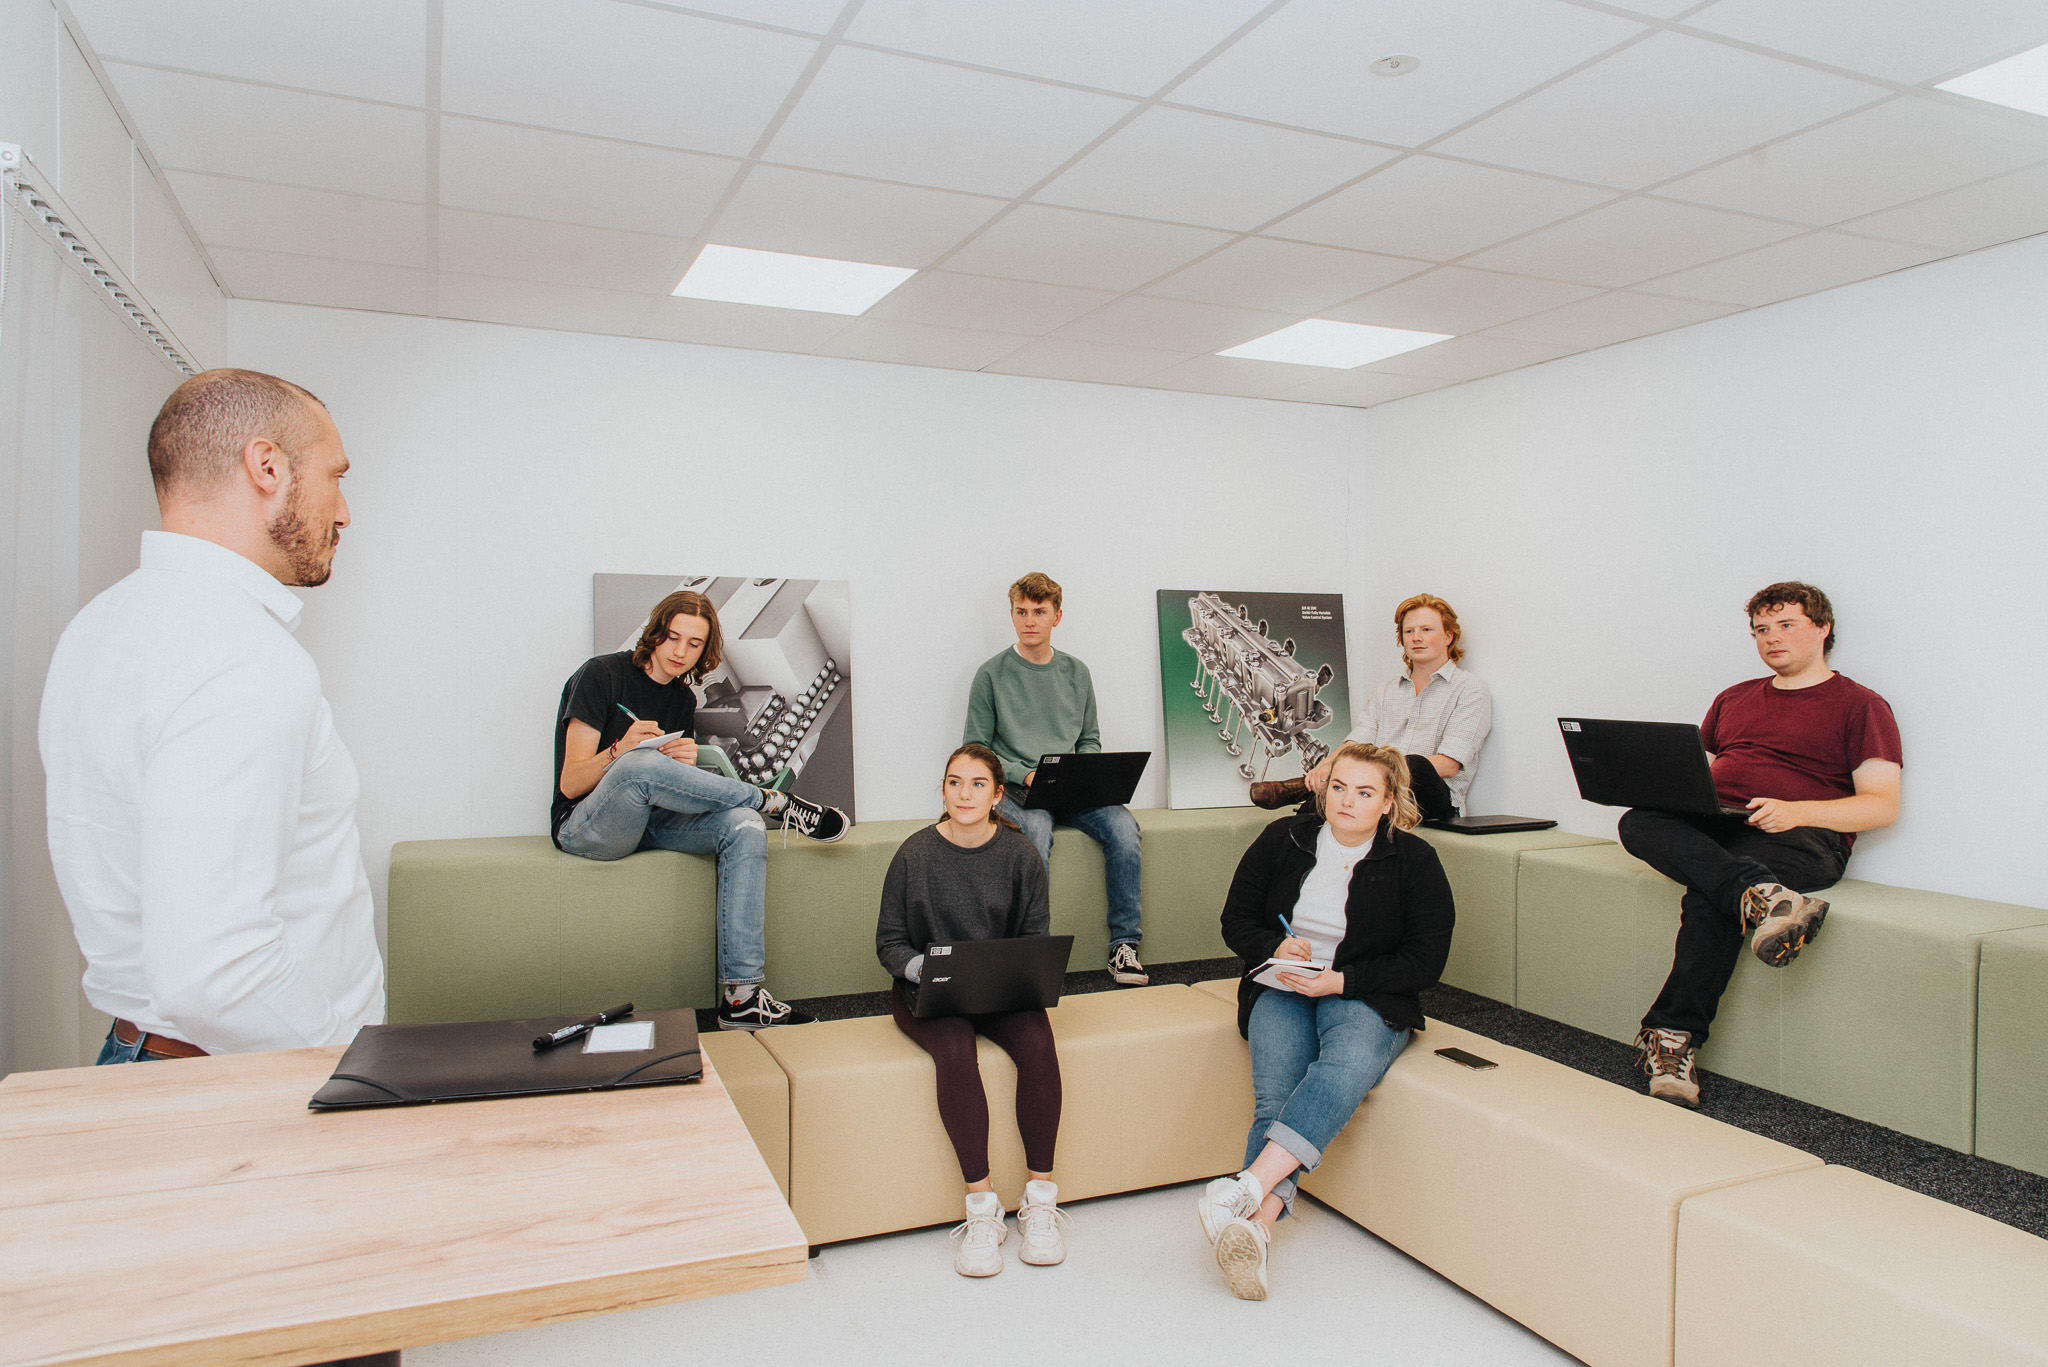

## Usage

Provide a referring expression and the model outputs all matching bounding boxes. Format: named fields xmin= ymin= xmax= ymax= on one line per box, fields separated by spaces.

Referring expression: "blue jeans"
xmin=1245 ymin=991 xmax=1410 ymax=1212
xmin=96 ymin=1026 xmax=180 ymax=1064
xmin=998 ymin=794 xmax=1143 ymax=948
xmin=556 ymin=749 xmax=769 ymax=988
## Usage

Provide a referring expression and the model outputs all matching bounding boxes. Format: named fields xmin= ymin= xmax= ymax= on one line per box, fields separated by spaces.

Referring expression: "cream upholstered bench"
xmin=1675 ymin=1164 xmax=2048 ymax=1366
xmin=697 ymin=1032 xmax=790 ymax=1200
xmin=746 ymin=984 xmax=1251 ymax=1246
xmin=1191 ymin=979 xmax=1817 ymax=1367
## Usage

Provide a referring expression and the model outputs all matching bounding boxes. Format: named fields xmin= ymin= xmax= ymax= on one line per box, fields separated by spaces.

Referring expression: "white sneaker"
xmin=1215 ymin=1217 xmax=1270 ymax=1301
xmin=951 ymin=1191 xmax=1007 ymax=1278
xmin=1196 ymin=1172 xmax=1264 ymax=1245
xmin=1016 ymin=1179 xmax=1071 ymax=1266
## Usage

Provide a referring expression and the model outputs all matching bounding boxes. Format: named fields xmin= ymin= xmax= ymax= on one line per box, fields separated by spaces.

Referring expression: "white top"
xmin=39 ymin=532 xmax=385 ymax=1054
xmin=1349 ymin=659 xmax=1493 ymax=813
xmin=1291 ymin=824 xmax=1373 ymax=962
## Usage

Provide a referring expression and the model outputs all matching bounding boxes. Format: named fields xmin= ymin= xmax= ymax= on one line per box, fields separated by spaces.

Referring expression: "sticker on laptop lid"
xmin=1561 ymin=721 xmax=1582 ymax=732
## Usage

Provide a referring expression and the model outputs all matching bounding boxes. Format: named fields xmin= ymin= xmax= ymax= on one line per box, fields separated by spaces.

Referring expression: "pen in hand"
xmin=533 ymin=1001 xmax=635 ymax=1051
xmin=616 ymin=703 xmax=640 ymax=722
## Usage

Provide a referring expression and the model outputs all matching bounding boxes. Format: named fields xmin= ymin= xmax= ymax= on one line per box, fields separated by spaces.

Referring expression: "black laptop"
xmin=1022 ymin=751 xmax=1149 ymax=812
xmin=908 ymin=935 xmax=1074 ymax=1018
xmin=1558 ymin=718 xmax=1749 ymax=818
xmin=1426 ymin=814 xmax=1559 ymax=834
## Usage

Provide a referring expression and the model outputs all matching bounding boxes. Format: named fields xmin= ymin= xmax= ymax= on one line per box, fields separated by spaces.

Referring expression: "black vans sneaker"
xmin=763 ymin=791 xmax=849 ymax=843
xmin=717 ymin=986 xmax=816 ymax=1031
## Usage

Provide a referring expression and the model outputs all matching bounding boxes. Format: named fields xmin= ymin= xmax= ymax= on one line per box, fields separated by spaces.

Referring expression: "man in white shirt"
xmin=41 ymin=368 xmax=384 ymax=1062
xmin=1252 ymin=593 xmax=1493 ymax=822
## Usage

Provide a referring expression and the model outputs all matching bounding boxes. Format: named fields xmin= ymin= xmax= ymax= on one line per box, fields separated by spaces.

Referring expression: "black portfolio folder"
xmin=309 ymin=1008 xmax=702 ymax=1110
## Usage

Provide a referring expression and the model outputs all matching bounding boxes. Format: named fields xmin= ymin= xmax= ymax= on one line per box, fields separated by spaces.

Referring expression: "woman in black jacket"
xmin=1196 ymin=741 xmax=1455 ymax=1300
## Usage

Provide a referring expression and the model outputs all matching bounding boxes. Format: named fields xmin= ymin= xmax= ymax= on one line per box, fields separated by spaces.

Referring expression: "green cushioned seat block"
xmin=386 ymin=836 xmax=711 ymax=1023
xmin=1978 ymin=925 xmax=2048 ymax=1177
xmin=1414 ymin=827 xmax=1611 ymax=1005
xmin=760 ymin=818 xmax=927 ymax=1000
xmin=1132 ymin=805 xmax=1276 ymax=964
xmin=1516 ymin=844 xmax=1782 ymax=1091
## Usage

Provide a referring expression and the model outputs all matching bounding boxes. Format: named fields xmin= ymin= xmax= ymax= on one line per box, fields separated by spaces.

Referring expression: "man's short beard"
xmin=266 ymin=473 xmax=337 ymax=587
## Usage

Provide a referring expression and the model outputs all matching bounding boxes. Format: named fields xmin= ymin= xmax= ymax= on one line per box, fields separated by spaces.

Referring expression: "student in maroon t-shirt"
xmin=1621 ymin=582 xmax=1902 ymax=1109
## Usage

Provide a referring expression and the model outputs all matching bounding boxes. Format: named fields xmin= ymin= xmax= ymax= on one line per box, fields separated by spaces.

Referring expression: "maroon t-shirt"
xmin=1701 ymin=673 xmax=1902 ymax=845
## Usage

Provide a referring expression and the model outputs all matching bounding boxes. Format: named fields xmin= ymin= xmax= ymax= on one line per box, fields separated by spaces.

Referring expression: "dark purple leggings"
xmin=890 ymin=984 xmax=1062 ymax=1182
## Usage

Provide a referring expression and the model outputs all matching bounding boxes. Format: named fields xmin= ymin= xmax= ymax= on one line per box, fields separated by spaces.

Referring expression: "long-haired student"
xmin=1200 ymin=740 xmax=1455 ymax=1299
xmin=876 ymin=743 xmax=1069 ymax=1278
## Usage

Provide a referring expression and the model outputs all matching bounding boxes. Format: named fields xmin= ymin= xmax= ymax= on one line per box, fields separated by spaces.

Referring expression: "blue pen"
xmin=1276 ymin=913 xmax=1295 ymax=938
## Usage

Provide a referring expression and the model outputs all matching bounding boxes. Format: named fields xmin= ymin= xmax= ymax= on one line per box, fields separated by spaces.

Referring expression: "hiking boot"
xmin=1108 ymin=943 xmax=1149 ymax=986
xmin=762 ymin=790 xmax=849 ymax=842
xmin=717 ymin=986 xmax=816 ymax=1031
xmin=1249 ymin=776 xmax=1310 ymax=810
xmin=1635 ymin=1026 xmax=1700 ymax=1108
xmin=1215 ymin=1217 xmax=1270 ymax=1300
xmin=1744 ymin=882 xmax=1829 ymax=967
xmin=951 ymin=1191 xmax=1007 ymax=1277
xmin=1015 ymin=1179 xmax=1070 ymax=1266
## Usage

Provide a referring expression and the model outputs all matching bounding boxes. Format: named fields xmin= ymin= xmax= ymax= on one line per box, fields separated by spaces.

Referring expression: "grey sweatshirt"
xmin=875 ymin=823 xmax=1050 ymax=982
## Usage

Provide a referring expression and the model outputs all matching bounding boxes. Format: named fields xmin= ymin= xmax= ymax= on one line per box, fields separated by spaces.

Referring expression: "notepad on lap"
xmin=1251 ymin=957 xmax=1333 ymax=991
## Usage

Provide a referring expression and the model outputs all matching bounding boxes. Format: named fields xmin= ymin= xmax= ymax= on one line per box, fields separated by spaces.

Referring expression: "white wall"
xmin=229 ymin=302 xmax=1367 ymax=938
xmin=1349 ymin=231 xmax=2048 ymax=908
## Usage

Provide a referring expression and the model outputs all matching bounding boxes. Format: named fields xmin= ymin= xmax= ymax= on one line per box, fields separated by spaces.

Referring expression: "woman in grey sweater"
xmin=876 ymin=743 xmax=1068 ymax=1279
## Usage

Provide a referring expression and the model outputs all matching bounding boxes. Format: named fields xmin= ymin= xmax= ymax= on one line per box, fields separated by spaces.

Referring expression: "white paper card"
xmin=582 ymin=1020 xmax=656 ymax=1053
xmin=632 ymin=731 xmax=687 ymax=751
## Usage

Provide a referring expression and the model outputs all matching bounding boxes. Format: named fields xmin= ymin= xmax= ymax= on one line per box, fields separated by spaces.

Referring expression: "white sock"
xmin=1024 ymin=1179 xmax=1057 ymax=1207
xmin=759 ymin=790 xmax=788 ymax=817
xmin=723 ymin=983 xmax=756 ymax=1006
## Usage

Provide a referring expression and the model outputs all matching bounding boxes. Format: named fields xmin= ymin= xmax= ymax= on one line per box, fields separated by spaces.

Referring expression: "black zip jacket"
xmin=1218 ymin=810 xmax=1456 ymax=1037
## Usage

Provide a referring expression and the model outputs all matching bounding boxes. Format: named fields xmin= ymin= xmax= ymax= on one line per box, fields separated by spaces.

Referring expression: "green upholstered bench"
xmin=1977 ymin=925 xmax=2048 ymax=1178
xmin=1414 ymin=826 xmax=1610 ymax=1003
xmin=1515 ymin=842 xmax=2048 ymax=1151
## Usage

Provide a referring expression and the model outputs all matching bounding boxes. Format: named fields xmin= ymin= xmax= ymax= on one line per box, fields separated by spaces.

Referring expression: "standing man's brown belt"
xmin=112 ymin=1019 xmax=208 ymax=1058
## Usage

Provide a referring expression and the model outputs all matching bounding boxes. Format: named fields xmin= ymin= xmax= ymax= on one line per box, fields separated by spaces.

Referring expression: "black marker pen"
xmin=533 ymin=1001 xmax=635 ymax=1051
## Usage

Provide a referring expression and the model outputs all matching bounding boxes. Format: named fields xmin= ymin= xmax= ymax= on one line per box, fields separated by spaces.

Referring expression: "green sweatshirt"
xmin=963 ymin=647 xmax=1101 ymax=791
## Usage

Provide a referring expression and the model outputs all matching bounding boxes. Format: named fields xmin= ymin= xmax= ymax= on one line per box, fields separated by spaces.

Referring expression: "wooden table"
xmin=0 ymin=1045 xmax=807 ymax=1366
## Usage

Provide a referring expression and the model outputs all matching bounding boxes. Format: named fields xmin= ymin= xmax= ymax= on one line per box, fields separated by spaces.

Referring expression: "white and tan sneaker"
xmin=1196 ymin=1171 xmax=1264 ymax=1244
xmin=1635 ymin=1026 xmax=1701 ymax=1109
xmin=1743 ymin=882 xmax=1829 ymax=967
xmin=1215 ymin=1217 xmax=1270 ymax=1300
xmin=1015 ymin=1179 xmax=1071 ymax=1266
xmin=951 ymin=1191 xmax=1007 ymax=1277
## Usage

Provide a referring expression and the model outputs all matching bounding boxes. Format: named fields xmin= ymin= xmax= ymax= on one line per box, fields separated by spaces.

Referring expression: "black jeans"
xmin=1404 ymin=753 xmax=1457 ymax=823
xmin=1616 ymin=809 xmax=1848 ymax=1047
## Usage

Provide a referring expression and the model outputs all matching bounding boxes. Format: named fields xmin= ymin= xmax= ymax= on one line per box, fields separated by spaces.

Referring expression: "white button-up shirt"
xmin=40 ymin=531 xmax=384 ymax=1053
xmin=1349 ymin=659 xmax=1494 ymax=813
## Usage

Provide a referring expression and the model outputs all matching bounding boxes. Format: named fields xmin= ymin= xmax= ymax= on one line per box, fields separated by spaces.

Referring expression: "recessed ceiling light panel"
xmin=1937 ymin=41 xmax=2048 ymax=118
xmin=673 ymin=244 xmax=917 ymax=315
xmin=1219 ymin=319 xmax=1452 ymax=368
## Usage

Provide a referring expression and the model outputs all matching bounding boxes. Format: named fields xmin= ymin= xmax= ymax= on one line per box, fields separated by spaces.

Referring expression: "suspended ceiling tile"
xmin=209 ymin=247 xmax=433 ymax=315
xmin=1360 ymin=333 xmax=1577 ymax=381
xmin=765 ymin=46 xmax=1136 ymax=197
xmin=1170 ymin=0 xmax=1646 ymax=147
xmin=434 ymin=272 xmax=654 ymax=336
xmin=439 ymin=119 xmax=740 ymax=239
xmin=1431 ymin=31 xmax=1887 ymax=189
xmin=1147 ymin=238 xmax=1429 ymax=313
xmin=441 ymin=0 xmax=815 ymax=157
xmin=67 ymin=0 xmax=429 ymax=105
xmin=981 ymin=337 xmax=1196 ymax=384
xmin=103 ymin=64 xmax=426 ymax=200
xmin=437 ymin=209 xmax=691 ymax=295
xmin=1598 ymin=0 xmax=1699 ymax=14
xmin=1485 ymin=289 xmax=1741 ymax=348
xmin=59 ymin=33 xmax=135 ymax=271
xmin=847 ymin=0 xmax=1270 ymax=96
xmin=864 ymin=272 xmax=1115 ymax=334
xmin=1139 ymin=354 xmax=1329 ymax=398
xmin=1052 ymin=294 xmax=1295 ymax=352
xmin=168 ymin=172 xmax=431 ymax=268
xmin=1845 ymin=161 xmax=2048 ymax=251
xmin=1641 ymin=232 xmax=1953 ymax=306
xmin=636 ymin=295 xmax=853 ymax=353
xmin=1274 ymin=368 xmax=1455 ymax=408
xmin=1034 ymin=106 xmax=1397 ymax=231
xmin=941 ymin=206 xmax=1235 ymax=292
xmin=1269 ymin=154 xmax=1615 ymax=261
xmin=1657 ymin=95 xmax=2048 ymax=227
xmin=813 ymin=317 xmax=1036 ymax=370
xmin=649 ymin=0 xmax=851 ymax=32
xmin=711 ymin=166 xmax=1007 ymax=268
xmin=1463 ymin=196 xmax=1802 ymax=287
xmin=1325 ymin=266 xmax=1602 ymax=333
xmin=1683 ymin=0 xmax=2048 ymax=85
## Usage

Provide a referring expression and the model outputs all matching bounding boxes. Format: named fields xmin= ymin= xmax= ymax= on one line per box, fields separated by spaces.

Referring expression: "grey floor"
xmin=410 ymin=1181 xmax=1582 ymax=1367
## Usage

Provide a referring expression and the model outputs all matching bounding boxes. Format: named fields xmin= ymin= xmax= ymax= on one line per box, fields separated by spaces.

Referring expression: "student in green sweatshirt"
xmin=963 ymin=572 xmax=1147 ymax=986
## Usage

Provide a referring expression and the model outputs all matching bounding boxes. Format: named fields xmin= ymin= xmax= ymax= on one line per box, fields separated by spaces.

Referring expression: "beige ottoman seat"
xmin=697 ymin=1032 xmax=790 ymax=1200
xmin=754 ymin=984 xmax=1253 ymax=1245
xmin=1676 ymin=1164 xmax=2048 ymax=1366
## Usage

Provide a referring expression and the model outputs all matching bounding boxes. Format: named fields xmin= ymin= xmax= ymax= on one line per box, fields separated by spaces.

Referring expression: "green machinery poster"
xmin=1156 ymin=590 xmax=1352 ymax=810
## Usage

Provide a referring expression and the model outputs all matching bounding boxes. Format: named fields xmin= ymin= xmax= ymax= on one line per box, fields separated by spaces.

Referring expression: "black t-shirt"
xmin=551 ymin=652 xmax=698 ymax=842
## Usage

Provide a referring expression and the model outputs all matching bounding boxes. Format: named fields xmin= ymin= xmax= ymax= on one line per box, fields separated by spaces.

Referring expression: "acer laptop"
xmin=908 ymin=935 xmax=1075 ymax=1019
xmin=1022 ymin=751 xmax=1149 ymax=813
xmin=1425 ymin=814 xmax=1559 ymax=834
xmin=1557 ymin=718 xmax=1749 ymax=818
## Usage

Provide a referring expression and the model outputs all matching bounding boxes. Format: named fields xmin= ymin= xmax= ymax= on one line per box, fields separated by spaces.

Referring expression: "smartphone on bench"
xmin=1435 ymin=1047 xmax=1498 ymax=1070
